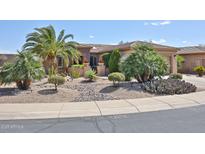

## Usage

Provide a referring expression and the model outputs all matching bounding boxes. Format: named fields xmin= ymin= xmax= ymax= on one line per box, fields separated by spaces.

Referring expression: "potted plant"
xmin=83 ymin=59 xmax=89 ymax=67
xmin=98 ymin=59 xmax=104 ymax=66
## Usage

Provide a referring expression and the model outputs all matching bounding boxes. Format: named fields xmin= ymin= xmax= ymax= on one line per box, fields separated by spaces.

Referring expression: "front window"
xmin=57 ymin=57 xmax=64 ymax=68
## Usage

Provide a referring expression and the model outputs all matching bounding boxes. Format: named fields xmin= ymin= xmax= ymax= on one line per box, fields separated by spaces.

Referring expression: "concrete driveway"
xmin=183 ymin=74 xmax=205 ymax=90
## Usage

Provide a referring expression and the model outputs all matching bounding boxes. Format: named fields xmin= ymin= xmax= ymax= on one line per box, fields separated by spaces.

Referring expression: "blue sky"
xmin=0 ymin=20 xmax=205 ymax=53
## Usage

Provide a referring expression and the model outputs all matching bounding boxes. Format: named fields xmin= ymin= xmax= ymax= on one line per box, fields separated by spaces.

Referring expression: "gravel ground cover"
xmin=0 ymin=77 xmax=154 ymax=103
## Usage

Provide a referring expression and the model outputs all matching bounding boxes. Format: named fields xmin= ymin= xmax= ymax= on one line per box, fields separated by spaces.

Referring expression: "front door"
xmin=90 ymin=55 xmax=97 ymax=71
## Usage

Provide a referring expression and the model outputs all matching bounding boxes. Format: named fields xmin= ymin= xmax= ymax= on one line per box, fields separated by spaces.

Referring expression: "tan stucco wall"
xmin=178 ymin=53 xmax=205 ymax=73
xmin=78 ymin=47 xmax=91 ymax=62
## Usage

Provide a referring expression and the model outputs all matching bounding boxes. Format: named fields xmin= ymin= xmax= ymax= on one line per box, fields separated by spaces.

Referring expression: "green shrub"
xmin=120 ymin=45 xmax=168 ymax=83
xmin=169 ymin=73 xmax=183 ymax=80
xmin=108 ymin=72 xmax=125 ymax=86
xmin=85 ymin=69 xmax=97 ymax=81
xmin=176 ymin=55 xmax=184 ymax=70
xmin=142 ymin=79 xmax=197 ymax=95
xmin=102 ymin=53 xmax=111 ymax=68
xmin=193 ymin=66 xmax=205 ymax=77
xmin=108 ymin=49 xmax=121 ymax=73
xmin=48 ymin=75 xmax=65 ymax=91
xmin=70 ymin=69 xmax=80 ymax=78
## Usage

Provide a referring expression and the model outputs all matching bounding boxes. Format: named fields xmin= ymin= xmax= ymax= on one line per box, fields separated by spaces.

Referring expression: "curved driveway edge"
xmin=0 ymin=91 xmax=205 ymax=120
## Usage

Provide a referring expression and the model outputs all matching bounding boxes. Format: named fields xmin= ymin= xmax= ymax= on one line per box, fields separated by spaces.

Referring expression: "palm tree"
xmin=0 ymin=51 xmax=45 ymax=90
xmin=23 ymin=25 xmax=80 ymax=74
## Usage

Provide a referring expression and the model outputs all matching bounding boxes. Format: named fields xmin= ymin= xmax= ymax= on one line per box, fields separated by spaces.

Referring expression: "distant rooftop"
xmin=178 ymin=46 xmax=205 ymax=55
xmin=83 ymin=41 xmax=178 ymax=54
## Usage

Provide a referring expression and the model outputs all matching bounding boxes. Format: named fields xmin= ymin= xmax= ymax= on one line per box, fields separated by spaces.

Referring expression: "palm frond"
xmin=62 ymin=34 xmax=74 ymax=42
xmin=57 ymin=29 xmax=65 ymax=42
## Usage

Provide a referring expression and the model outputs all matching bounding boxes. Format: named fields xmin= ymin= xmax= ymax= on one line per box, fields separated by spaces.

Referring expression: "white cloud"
xmin=89 ymin=35 xmax=94 ymax=39
xmin=160 ymin=21 xmax=171 ymax=25
xmin=182 ymin=40 xmax=188 ymax=44
xmin=151 ymin=39 xmax=167 ymax=44
xmin=144 ymin=20 xmax=171 ymax=26
xmin=151 ymin=22 xmax=159 ymax=26
xmin=0 ymin=49 xmax=15 ymax=54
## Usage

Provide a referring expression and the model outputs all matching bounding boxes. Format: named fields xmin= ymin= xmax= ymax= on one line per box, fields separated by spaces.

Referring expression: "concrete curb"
xmin=0 ymin=91 xmax=205 ymax=120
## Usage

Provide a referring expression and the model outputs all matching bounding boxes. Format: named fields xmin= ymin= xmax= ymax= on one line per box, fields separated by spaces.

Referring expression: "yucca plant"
xmin=23 ymin=25 xmax=81 ymax=73
xmin=85 ymin=69 xmax=97 ymax=81
xmin=0 ymin=51 xmax=45 ymax=90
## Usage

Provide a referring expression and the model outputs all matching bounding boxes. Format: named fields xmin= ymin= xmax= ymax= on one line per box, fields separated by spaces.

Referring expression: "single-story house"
xmin=82 ymin=41 xmax=178 ymax=74
xmin=0 ymin=41 xmax=178 ymax=75
xmin=177 ymin=46 xmax=205 ymax=73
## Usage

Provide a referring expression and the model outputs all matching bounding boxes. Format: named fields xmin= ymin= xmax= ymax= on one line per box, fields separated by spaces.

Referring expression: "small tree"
xmin=108 ymin=72 xmax=125 ymax=86
xmin=102 ymin=53 xmax=111 ymax=68
xmin=0 ymin=51 xmax=45 ymax=90
xmin=108 ymin=49 xmax=121 ymax=73
xmin=120 ymin=45 xmax=168 ymax=83
xmin=176 ymin=55 xmax=184 ymax=70
xmin=48 ymin=75 xmax=65 ymax=91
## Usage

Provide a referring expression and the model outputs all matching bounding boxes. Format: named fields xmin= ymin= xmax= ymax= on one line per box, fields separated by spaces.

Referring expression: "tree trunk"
xmin=16 ymin=80 xmax=31 ymax=90
xmin=55 ymin=83 xmax=58 ymax=91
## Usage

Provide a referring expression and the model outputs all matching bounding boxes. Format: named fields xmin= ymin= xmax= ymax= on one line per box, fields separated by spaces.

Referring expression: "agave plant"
xmin=23 ymin=25 xmax=81 ymax=73
xmin=0 ymin=51 xmax=45 ymax=90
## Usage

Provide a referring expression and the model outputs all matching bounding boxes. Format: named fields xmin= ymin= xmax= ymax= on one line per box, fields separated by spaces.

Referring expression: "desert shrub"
xmin=108 ymin=72 xmax=125 ymax=86
xmin=70 ymin=69 xmax=80 ymax=78
xmin=48 ymin=75 xmax=65 ymax=91
xmin=108 ymin=49 xmax=121 ymax=73
xmin=176 ymin=55 xmax=185 ymax=70
xmin=193 ymin=66 xmax=205 ymax=77
xmin=120 ymin=45 xmax=168 ymax=83
xmin=142 ymin=79 xmax=196 ymax=95
xmin=169 ymin=73 xmax=183 ymax=80
xmin=85 ymin=69 xmax=97 ymax=81
xmin=102 ymin=53 xmax=111 ymax=67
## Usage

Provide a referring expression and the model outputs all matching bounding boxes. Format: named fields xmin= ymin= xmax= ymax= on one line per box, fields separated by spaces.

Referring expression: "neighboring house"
xmin=85 ymin=41 xmax=178 ymax=74
xmin=0 ymin=54 xmax=17 ymax=66
xmin=177 ymin=46 xmax=205 ymax=73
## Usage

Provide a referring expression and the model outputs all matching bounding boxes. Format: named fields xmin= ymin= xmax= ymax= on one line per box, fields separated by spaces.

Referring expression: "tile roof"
xmin=177 ymin=46 xmax=205 ymax=55
xmin=82 ymin=41 xmax=177 ymax=54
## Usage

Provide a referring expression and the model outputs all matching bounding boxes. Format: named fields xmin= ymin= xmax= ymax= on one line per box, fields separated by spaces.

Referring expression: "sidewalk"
xmin=0 ymin=91 xmax=205 ymax=120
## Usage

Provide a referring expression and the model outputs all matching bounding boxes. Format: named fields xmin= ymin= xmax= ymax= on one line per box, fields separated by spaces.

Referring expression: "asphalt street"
xmin=1 ymin=105 xmax=205 ymax=133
